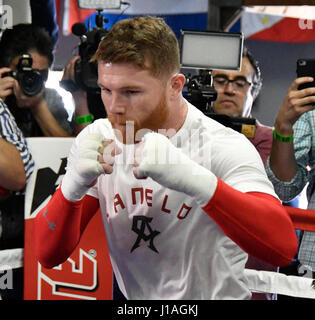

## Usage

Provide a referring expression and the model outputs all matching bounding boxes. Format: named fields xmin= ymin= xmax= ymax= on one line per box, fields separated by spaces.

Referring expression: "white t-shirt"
xmin=71 ymin=101 xmax=277 ymax=300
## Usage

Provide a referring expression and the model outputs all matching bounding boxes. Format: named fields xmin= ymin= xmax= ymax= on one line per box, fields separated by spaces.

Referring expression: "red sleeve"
xmin=202 ymin=178 xmax=298 ymax=266
xmin=34 ymin=187 xmax=99 ymax=268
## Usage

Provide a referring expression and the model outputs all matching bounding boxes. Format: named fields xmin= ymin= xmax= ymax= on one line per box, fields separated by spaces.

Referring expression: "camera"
xmin=2 ymin=53 xmax=48 ymax=96
xmin=72 ymin=10 xmax=108 ymax=92
xmin=184 ymin=69 xmax=217 ymax=113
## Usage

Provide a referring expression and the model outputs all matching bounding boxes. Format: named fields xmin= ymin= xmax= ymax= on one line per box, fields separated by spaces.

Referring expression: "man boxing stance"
xmin=34 ymin=16 xmax=297 ymax=300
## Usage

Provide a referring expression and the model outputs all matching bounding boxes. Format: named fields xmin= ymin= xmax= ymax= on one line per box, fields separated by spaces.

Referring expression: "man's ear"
xmin=169 ymin=73 xmax=186 ymax=100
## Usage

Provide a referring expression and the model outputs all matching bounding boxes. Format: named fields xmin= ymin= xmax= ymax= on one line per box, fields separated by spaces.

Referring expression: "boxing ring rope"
xmin=245 ymin=269 xmax=315 ymax=299
xmin=285 ymin=206 xmax=315 ymax=232
xmin=245 ymin=205 xmax=315 ymax=299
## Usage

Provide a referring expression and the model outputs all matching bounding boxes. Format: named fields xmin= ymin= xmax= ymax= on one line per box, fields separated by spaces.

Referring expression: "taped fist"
xmin=61 ymin=133 xmax=121 ymax=201
xmin=133 ymin=132 xmax=218 ymax=206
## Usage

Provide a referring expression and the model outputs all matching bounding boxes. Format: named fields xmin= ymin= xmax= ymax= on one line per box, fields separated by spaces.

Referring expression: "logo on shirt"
xmin=131 ymin=216 xmax=160 ymax=253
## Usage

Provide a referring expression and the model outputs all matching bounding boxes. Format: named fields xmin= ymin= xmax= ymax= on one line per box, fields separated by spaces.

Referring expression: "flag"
xmin=241 ymin=6 xmax=315 ymax=43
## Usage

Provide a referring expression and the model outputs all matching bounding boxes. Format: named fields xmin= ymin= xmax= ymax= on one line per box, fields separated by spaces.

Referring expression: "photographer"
xmin=0 ymin=24 xmax=73 ymax=137
xmin=266 ymin=76 xmax=315 ymax=299
xmin=211 ymin=47 xmax=272 ymax=166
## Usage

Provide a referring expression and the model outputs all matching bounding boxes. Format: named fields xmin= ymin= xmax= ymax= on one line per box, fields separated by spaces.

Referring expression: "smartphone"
xmin=296 ymin=58 xmax=315 ymax=90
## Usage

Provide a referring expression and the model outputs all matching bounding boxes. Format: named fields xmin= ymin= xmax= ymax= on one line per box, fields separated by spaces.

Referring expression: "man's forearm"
xmin=72 ymin=90 xmax=92 ymax=135
xmin=269 ymin=138 xmax=298 ymax=182
xmin=269 ymin=120 xmax=298 ymax=181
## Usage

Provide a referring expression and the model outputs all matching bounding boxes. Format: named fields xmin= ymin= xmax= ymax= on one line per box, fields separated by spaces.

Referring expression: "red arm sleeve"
xmin=202 ymin=178 xmax=298 ymax=266
xmin=34 ymin=187 xmax=99 ymax=268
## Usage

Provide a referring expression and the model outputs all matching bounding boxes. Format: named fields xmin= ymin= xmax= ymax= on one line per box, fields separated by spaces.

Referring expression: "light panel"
xmin=180 ymin=30 xmax=244 ymax=71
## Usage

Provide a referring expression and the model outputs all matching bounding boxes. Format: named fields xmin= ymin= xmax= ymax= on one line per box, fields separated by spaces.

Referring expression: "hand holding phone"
xmin=273 ymin=62 xmax=315 ymax=135
xmin=296 ymin=59 xmax=315 ymax=90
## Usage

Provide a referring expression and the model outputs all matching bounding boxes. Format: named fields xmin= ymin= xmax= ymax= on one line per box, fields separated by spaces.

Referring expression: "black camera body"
xmin=185 ymin=70 xmax=218 ymax=114
xmin=72 ymin=11 xmax=108 ymax=92
xmin=3 ymin=53 xmax=47 ymax=96
xmin=74 ymin=27 xmax=107 ymax=92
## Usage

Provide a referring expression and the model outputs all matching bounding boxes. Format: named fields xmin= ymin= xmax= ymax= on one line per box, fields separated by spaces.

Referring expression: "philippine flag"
xmin=241 ymin=6 xmax=315 ymax=42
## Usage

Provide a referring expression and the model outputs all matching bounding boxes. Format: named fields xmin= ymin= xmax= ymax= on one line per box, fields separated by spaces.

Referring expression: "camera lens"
xmin=19 ymin=70 xmax=43 ymax=96
xmin=24 ymin=73 xmax=36 ymax=85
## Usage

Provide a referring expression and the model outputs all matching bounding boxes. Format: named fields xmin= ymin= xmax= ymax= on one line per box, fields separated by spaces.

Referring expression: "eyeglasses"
xmin=213 ymin=75 xmax=252 ymax=91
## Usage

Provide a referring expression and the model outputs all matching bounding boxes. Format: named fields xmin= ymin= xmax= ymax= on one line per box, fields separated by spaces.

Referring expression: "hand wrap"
xmin=61 ymin=133 xmax=105 ymax=201
xmin=134 ymin=132 xmax=218 ymax=206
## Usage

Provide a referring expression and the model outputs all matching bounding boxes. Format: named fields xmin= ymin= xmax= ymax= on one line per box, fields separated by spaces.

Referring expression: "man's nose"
xmin=107 ymin=93 xmax=126 ymax=114
xmin=224 ymin=81 xmax=236 ymax=95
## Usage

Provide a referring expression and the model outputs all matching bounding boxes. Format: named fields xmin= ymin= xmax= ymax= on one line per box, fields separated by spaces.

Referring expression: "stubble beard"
xmin=108 ymin=92 xmax=169 ymax=145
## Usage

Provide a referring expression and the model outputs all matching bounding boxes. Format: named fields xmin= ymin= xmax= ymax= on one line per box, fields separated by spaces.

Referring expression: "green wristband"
xmin=75 ymin=114 xmax=94 ymax=125
xmin=273 ymin=129 xmax=293 ymax=142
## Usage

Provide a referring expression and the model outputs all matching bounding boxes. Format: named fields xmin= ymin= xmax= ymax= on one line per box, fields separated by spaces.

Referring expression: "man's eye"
xmin=214 ymin=77 xmax=227 ymax=85
xmin=101 ymin=88 xmax=111 ymax=93
xmin=235 ymin=80 xmax=246 ymax=88
xmin=125 ymin=90 xmax=140 ymax=95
